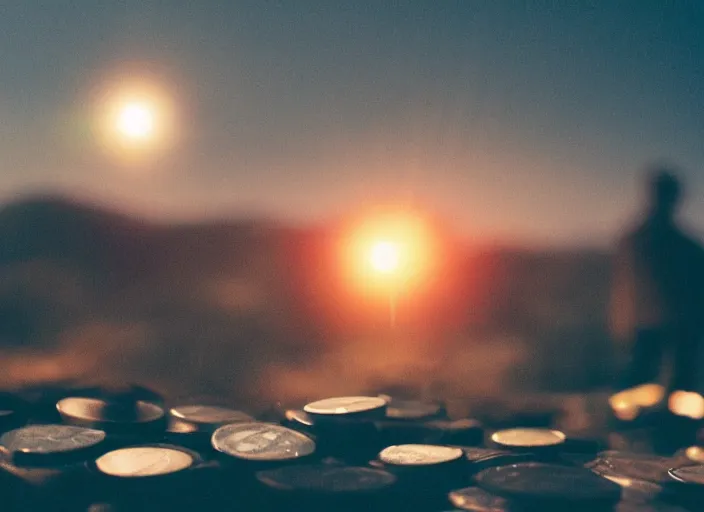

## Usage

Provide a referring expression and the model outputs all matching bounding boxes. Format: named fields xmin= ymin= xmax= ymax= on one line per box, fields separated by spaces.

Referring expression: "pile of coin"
xmin=0 ymin=384 xmax=701 ymax=511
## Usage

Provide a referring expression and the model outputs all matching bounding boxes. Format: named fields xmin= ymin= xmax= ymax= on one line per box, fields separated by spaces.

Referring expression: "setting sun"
xmin=370 ymin=241 xmax=400 ymax=274
xmin=117 ymin=102 xmax=155 ymax=140
xmin=340 ymin=209 xmax=439 ymax=298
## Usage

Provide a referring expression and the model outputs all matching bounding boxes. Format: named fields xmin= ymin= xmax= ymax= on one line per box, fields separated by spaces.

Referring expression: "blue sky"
xmin=1 ymin=1 xmax=703 ymax=245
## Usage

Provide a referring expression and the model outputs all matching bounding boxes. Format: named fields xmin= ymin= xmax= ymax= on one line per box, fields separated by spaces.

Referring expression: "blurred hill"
xmin=0 ymin=196 xmax=617 ymax=410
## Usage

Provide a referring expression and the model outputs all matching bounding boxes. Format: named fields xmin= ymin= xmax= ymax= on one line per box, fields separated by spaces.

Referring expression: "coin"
xmin=385 ymin=400 xmax=442 ymax=420
xmin=490 ymin=428 xmax=566 ymax=449
xmin=1 ymin=424 xmax=106 ymax=455
xmin=669 ymin=465 xmax=704 ymax=486
xmin=57 ymin=397 xmax=165 ymax=428
xmin=464 ymin=447 xmax=513 ymax=463
xmin=257 ymin=464 xmax=396 ymax=493
xmin=95 ymin=446 xmax=194 ymax=477
xmin=587 ymin=451 xmax=678 ymax=485
xmin=212 ymin=422 xmax=315 ymax=461
xmin=463 ymin=447 xmax=535 ymax=472
xmin=284 ymin=409 xmax=316 ymax=432
xmin=378 ymin=444 xmax=463 ymax=466
xmin=475 ymin=462 xmax=622 ymax=504
xmin=449 ymin=487 xmax=515 ymax=512
xmin=304 ymin=396 xmax=386 ymax=418
xmin=170 ymin=405 xmax=252 ymax=427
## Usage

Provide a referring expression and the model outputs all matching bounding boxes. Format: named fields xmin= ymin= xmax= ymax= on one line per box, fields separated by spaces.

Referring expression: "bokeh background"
xmin=1 ymin=2 xmax=703 ymax=413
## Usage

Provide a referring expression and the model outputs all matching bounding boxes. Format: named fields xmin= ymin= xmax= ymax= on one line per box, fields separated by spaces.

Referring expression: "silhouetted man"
xmin=610 ymin=169 xmax=704 ymax=394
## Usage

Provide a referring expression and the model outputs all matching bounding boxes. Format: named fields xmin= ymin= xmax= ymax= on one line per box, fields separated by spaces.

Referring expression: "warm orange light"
xmin=340 ymin=209 xmax=437 ymax=298
xmin=608 ymin=383 xmax=665 ymax=421
xmin=370 ymin=241 xmax=400 ymax=274
xmin=669 ymin=391 xmax=704 ymax=420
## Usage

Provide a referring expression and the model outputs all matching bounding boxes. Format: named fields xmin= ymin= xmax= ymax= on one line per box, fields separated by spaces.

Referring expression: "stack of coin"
xmin=210 ymin=423 xmax=318 ymax=508
xmin=57 ymin=393 xmax=166 ymax=441
xmin=303 ymin=396 xmax=387 ymax=462
xmin=90 ymin=444 xmax=213 ymax=510
xmin=377 ymin=443 xmax=466 ymax=506
xmin=490 ymin=427 xmax=567 ymax=459
xmin=0 ymin=424 xmax=108 ymax=509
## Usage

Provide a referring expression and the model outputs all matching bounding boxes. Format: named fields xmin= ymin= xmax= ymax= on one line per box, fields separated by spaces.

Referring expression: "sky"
xmin=1 ymin=1 xmax=703 ymax=246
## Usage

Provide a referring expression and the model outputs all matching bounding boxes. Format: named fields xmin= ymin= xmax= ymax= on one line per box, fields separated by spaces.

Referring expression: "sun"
xmin=340 ymin=209 xmax=439 ymax=299
xmin=117 ymin=102 xmax=155 ymax=140
xmin=370 ymin=241 xmax=400 ymax=274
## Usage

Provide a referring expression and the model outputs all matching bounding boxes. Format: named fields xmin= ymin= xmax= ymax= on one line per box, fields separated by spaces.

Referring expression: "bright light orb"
xmin=669 ymin=390 xmax=704 ymax=420
xmin=370 ymin=241 xmax=400 ymax=274
xmin=340 ymin=209 xmax=438 ymax=298
xmin=117 ymin=102 xmax=155 ymax=140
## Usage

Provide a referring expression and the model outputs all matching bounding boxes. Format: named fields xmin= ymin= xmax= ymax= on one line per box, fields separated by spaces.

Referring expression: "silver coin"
xmin=170 ymin=405 xmax=253 ymax=425
xmin=379 ymin=444 xmax=463 ymax=466
xmin=96 ymin=446 xmax=194 ymax=477
xmin=491 ymin=428 xmax=565 ymax=448
xmin=212 ymin=422 xmax=315 ymax=461
xmin=475 ymin=462 xmax=621 ymax=503
xmin=588 ymin=451 xmax=677 ymax=485
xmin=1 ymin=425 xmax=106 ymax=454
xmin=304 ymin=396 xmax=386 ymax=416
xmin=257 ymin=465 xmax=397 ymax=493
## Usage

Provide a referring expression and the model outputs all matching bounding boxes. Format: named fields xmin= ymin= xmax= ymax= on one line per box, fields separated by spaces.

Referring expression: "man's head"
xmin=647 ymin=167 xmax=683 ymax=219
